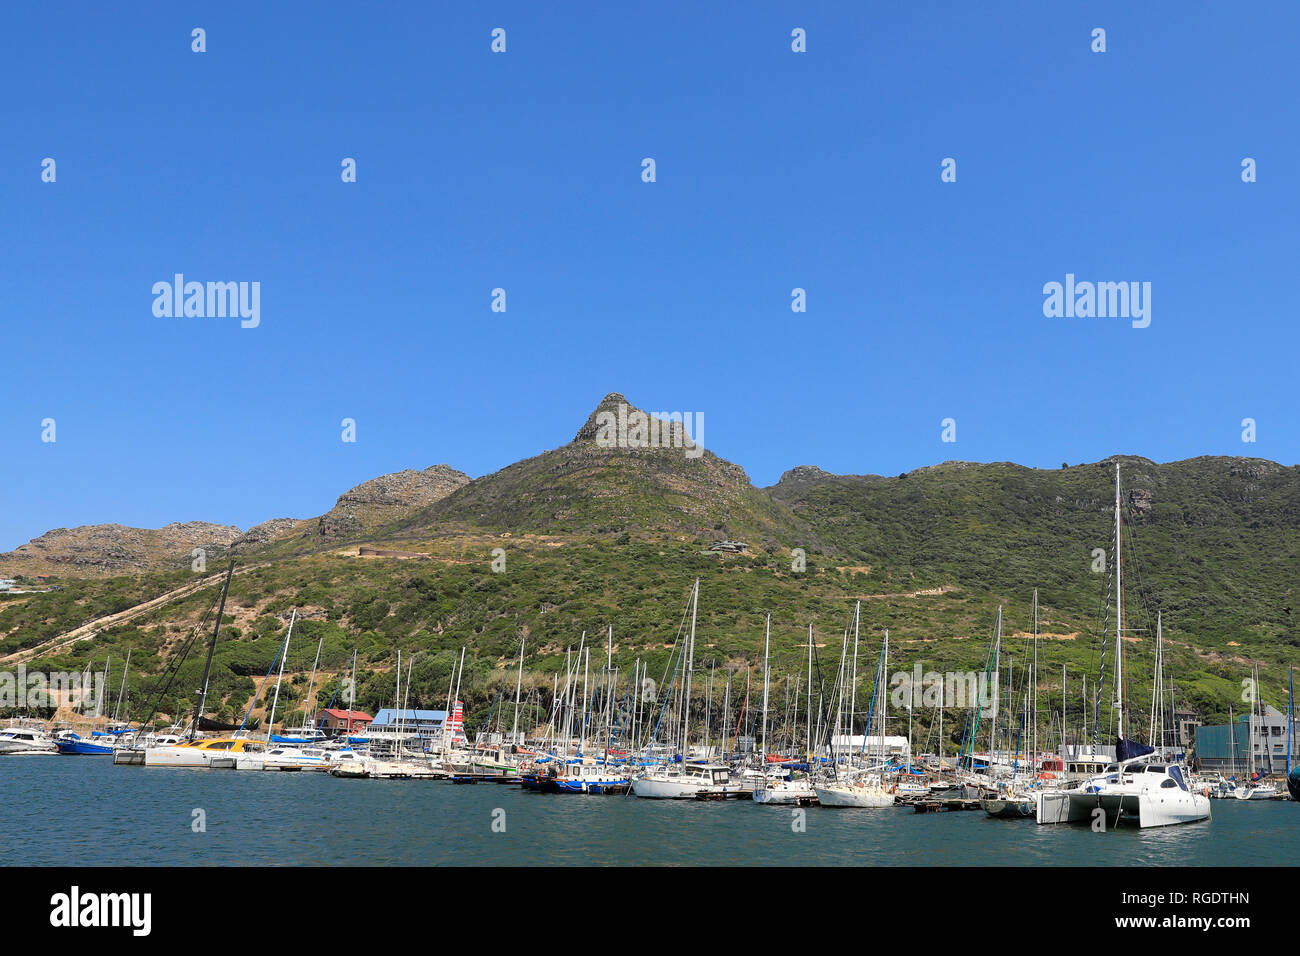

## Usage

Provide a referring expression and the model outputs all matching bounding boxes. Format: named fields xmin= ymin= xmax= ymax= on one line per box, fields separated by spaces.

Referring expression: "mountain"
xmin=392 ymin=394 xmax=813 ymax=547
xmin=308 ymin=464 xmax=470 ymax=540
xmin=4 ymin=392 xmax=1299 ymax=737
xmin=0 ymin=522 xmax=244 ymax=577
xmin=0 ymin=465 xmax=471 ymax=577
xmin=768 ymin=454 xmax=1300 ymax=642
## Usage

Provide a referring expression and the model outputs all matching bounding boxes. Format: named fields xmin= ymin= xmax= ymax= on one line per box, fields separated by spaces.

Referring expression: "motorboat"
xmin=0 ymin=722 xmax=58 ymax=755
xmin=632 ymin=762 xmax=735 ymax=799
xmin=550 ymin=759 xmax=629 ymax=794
xmin=753 ymin=771 xmax=818 ymax=805
xmin=262 ymin=746 xmax=332 ymax=772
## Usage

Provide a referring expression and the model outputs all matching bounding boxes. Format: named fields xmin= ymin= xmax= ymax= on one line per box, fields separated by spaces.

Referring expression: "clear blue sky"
xmin=3 ymin=2 xmax=1297 ymax=549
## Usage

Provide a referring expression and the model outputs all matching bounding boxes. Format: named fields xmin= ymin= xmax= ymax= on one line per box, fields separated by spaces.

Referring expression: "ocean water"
xmin=1 ymin=758 xmax=1294 ymax=866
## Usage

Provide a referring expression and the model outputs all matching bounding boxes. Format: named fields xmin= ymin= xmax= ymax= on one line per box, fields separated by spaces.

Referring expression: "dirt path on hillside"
xmin=1 ymin=562 xmax=273 ymax=665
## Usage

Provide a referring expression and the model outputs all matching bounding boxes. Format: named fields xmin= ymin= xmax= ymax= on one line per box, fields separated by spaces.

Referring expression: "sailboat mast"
xmin=806 ymin=623 xmax=813 ymax=760
xmin=346 ymin=647 xmax=357 ymax=738
xmin=681 ymin=579 xmax=698 ymax=756
xmin=112 ymin=649 xmax=131 ymax=723
xmin=850 ymin=602 xmax=860 ymax=761
xmin=191 ymin=561 xmax=234 ymax=740
xmin=1114 ymin=463 xmax=1125 ymax=740
xmin=266 ymin=609 xmax=295 ymax=741
xmin=1032 ymin=589 xmax=1039 ymax=763
xmin=761 ymin=613 xmax=770 ymax=760
xmin=303 ymin=637 xmax=323 ymax=732
xmin=513 ymin=635 xmax=526 ymax=745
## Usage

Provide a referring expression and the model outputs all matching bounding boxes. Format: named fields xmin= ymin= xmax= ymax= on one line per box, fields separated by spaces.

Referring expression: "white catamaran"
xmin=1036 ymin=464 xmax=1211 ymax=829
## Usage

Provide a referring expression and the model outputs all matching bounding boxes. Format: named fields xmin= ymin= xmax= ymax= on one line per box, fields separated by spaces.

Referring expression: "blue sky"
xmin=2 ymin=2 xmax=1297 ymax=549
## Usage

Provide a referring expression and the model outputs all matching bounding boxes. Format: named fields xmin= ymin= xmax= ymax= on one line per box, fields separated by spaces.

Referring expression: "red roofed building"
xmin=318 ymin=708 xmax=373 ymax=736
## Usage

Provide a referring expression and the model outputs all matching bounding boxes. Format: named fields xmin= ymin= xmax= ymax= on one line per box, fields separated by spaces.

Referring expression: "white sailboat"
xmin=1234 ymin=665 xmax=1283 ymax=799
xmin=633 ymin=580 xmax=736 ymax=799
xmin=752 ymin=613 xmax=818 ymax=805
xmin=816 ymin=624 xmax=896 ymax=809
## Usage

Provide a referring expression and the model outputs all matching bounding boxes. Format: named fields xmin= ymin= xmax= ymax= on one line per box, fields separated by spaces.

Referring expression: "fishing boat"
xmin=551 ymin=759 xmax=630 ymax=794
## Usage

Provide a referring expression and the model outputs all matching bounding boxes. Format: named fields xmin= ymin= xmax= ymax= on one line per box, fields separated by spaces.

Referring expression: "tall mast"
xmin=850 ymin=602 xmax=860 ymax=761
xmin=880 ymin=629 xmax=889 ymax=767
xmin=1114 ymin=463 xmax=1125 ymax=740
xmin=1032 ymin=589 xmax=1039 ymax=762
xmin=191 ymin=560 xmax=234 ymax=740
xmin=761 ymin=613 xmax=771 ymax=760
xmin=266 ymin=609 xmax=295 ymax=742
xmin=513 ymin=634 xmax=526 ymax=745
xmin=806 ymin=623 xmax=813 ymax=760
xmin=604 ymin=625 xmax=613 ymax=759
xmin=303 ymin=637 xmax=323 ymax=732
xmin=112 ymin=649 xmax=131 ymax=723
xmin=346 ymin=646 xmax=356 ymax=737
xmin=681 ymin=579 xmax=698 ymax=756
xmin=992 ymin=608 xmax=1001 ymax=767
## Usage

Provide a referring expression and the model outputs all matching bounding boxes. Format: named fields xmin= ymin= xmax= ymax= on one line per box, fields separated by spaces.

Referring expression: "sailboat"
xmin=754 ymin=614 xmax=818 ymax=805
xmin=1286 ymin=666 xmax=1300 ymax=801
xmin=1036 ymin=464 xmax=1211 ymax=828
xmin=1234 ymin=665 xmax=1283 ymax=800
xmin=145 ymin=563 xmax=266 ymax=769
xmin=815 ymin=625 xmax=896 ymax=809
xmin=632 ymin=580 xmax=737 ymax=799
xmin=983 ymin=595 xmax=1045 ymax=818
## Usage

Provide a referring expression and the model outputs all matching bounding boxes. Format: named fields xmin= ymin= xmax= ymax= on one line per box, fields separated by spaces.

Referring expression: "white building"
xmin=828 ymin=735 xmax=910 ymax=760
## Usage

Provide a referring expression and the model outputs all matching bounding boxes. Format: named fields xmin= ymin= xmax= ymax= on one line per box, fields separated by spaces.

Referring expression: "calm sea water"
xmin=1 ymin=758 xmax=1295 ymax=866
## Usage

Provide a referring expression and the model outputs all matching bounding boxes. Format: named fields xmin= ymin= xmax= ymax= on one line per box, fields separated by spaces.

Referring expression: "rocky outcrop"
xmin=314 ymin=465 xmax=470 ymax=539
xmin=0 ymin=522 xmax=243 ymax=575
xmin=231 ymin=518 xmax=301 ymax=551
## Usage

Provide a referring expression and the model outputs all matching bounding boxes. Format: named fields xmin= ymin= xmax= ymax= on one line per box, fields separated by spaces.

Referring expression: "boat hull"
xmin=980 ymin=798 xmax=1034 ymax=818
xmin=631 ymin=777 xmax=732 ymax=799
xmin=1036 ymin=788 xmax=1211 ymax=828
xmin=814 ymin=785 xmax=895 ymax=808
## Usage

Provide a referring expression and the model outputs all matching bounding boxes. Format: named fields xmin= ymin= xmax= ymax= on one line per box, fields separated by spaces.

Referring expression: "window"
xmin=1160 ymin=779 xmax=1177 ymax=789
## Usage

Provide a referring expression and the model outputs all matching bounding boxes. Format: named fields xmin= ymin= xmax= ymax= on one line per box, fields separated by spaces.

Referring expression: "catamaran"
xmin=1036 ymin=464 xmax=1210 ymax=828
